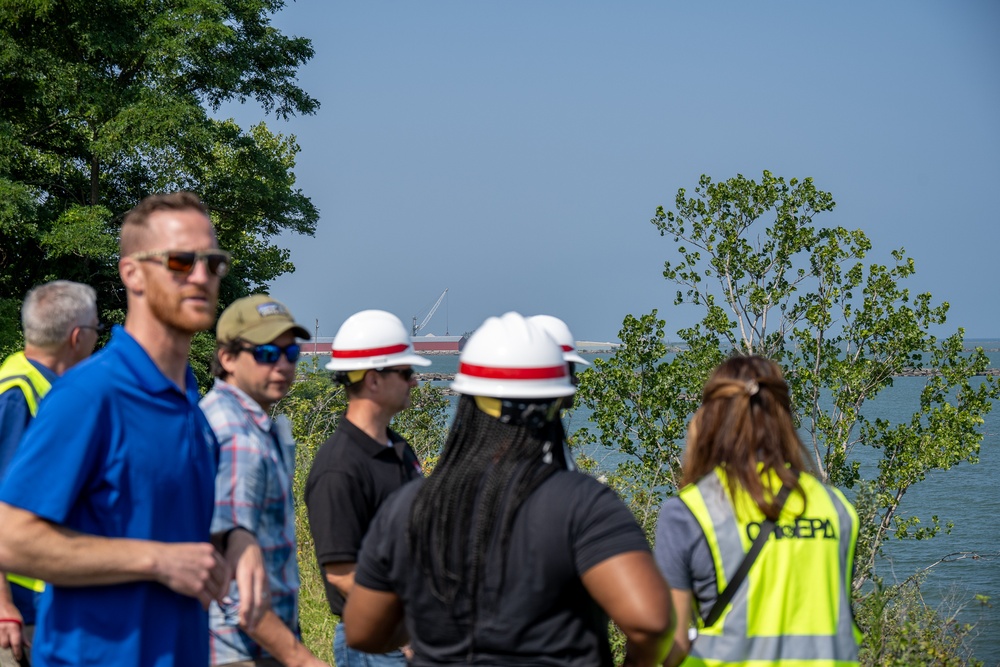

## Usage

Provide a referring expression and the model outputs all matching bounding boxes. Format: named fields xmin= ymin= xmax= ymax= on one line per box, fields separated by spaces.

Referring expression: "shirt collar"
xmin=109 ymin=325 xmax=199 ymax=402
xmin=25 ymin=356 xmax=59 ymax=384
xmin=212 ymin=378 xmax=273 ymax=432
xmin=339 ymin=415 xmax=402 ymax=458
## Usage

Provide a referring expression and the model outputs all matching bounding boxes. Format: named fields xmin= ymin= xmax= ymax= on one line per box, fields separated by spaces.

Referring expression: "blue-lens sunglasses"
xmin=240 ymin=343 xmax=302 ymax=364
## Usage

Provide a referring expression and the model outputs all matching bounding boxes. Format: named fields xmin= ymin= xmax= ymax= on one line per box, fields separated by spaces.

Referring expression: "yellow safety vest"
xmin=0 ymin=352 xmax=50 ymax=593
xmin=678 ymin=467 xmax=861 ymax=667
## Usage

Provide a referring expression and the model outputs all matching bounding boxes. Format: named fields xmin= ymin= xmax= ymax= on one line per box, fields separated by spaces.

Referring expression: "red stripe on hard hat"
xmin=332 ymin=343 xmax=409 ymax=358
xmin=459 ymin=362 xmax=566 ymax=380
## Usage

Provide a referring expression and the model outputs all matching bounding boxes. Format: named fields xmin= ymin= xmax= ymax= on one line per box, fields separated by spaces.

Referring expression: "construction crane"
xmin=412 ymin=288 xmax=448 ymax=336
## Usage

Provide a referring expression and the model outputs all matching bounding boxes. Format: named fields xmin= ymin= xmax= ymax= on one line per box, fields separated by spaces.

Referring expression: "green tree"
xmin=391 ymin=382 xmax=452 ymax=472
xmin=0 ymin=0 xmax=319 ymax=369
xmin=575 ymin=171 xmax=999 ymax=587
xmin=575 ymin=171 xmax=998 ymax=663
xmin=856 ymin=574 xmax=984 ymax=667
xmin=572 ymin=311 xmax=704 ymax=533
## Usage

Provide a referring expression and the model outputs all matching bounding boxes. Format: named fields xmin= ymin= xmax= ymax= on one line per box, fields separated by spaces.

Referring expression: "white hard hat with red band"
xmin=325 ymin=309 xmax=431 ymax=372
xmin=527 ymin=314 xmax=590 ymax=366
xmin=452 ymin=312 xmax=575 ymax=399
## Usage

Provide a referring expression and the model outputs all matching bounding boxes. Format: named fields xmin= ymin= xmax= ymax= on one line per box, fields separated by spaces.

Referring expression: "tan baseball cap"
xmin=216 ymin=294 xmax=311 ymax=345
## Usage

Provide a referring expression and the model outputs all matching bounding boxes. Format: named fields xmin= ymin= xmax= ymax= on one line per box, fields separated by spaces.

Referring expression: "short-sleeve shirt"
xmin=201 ymin=379 xmax=300 ymax=665
xmin=653 ymin=496 xmax=719 ymax=613
xmin=354 ymin=470 xmax=651 ymax=666
xmin=0 ymin=326 xmax=218 ymax=667
xmin=305 ymin=416 xmax=423 ymax=616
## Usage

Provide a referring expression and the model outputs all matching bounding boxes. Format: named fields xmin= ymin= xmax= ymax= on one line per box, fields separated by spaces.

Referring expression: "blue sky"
xmin=225 ymin=1 xmax=1000 ymax=342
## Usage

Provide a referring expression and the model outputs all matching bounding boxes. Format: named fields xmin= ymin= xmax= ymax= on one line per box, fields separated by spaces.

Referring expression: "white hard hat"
xmin=527 ymin=315 xmax=590 ymax=366
xmin=452 ymin=312 xmax=575 ymax=399
xmin=326 ymin=309 xmax=431 ymax=371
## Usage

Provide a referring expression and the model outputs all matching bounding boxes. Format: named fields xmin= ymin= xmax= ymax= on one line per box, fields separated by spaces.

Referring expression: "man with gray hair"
xmin=0 ymin=280 xmax=100 ymax=667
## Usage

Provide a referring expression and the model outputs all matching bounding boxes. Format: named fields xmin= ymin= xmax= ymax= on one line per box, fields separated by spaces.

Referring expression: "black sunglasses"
xmin=240 ymin=343 xmax=301 ymax=364
xmin=131 ymin=249 xmax=231 ymax=277
xmin=78 ymin=322 xmax=107 ymax=334
xmin=377 ymin=367 xmax=416 ymax=381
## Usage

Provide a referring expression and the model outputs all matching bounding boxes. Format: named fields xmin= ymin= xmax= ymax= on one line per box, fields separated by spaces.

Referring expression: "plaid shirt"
xmin=201 ymin=380 xmax=300 ymax=665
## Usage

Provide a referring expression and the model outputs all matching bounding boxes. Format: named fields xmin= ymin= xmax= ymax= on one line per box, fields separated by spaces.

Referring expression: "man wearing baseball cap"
xmin=203 ymin=295 xmax=329 ymax=667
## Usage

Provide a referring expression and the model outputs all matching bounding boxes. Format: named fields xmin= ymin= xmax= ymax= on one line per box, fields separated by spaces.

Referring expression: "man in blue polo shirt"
xmin=0 ymin=192 xmax=267 ymax=667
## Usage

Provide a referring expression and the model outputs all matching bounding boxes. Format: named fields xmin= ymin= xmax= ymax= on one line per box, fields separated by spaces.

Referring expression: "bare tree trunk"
xmin=90 ymin=154 xmax=99 ymax=205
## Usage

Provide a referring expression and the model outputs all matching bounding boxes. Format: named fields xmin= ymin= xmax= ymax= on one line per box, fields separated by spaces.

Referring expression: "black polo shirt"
xmin=305 ymin=415 xmax=423 ymax=616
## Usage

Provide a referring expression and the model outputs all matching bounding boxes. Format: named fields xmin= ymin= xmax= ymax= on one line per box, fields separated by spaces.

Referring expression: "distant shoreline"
xmin=418 ymin=368 xmax=1000 ymax=382
xmin=301 ymin=343 xmax=1000 ymax=370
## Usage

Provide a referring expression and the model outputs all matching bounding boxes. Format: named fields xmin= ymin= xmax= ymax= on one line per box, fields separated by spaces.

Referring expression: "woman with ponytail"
xmin=656 ymin=356 xmax=861 ymax=667
xmin=344 ymin=312 xmax=674 ymax=666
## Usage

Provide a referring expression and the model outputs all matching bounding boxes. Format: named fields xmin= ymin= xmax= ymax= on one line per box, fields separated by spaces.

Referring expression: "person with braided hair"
xmin=654 ymin=356 xmax=861 ymax=667
xmin=343 ymin=312 xmax=675 ymax=667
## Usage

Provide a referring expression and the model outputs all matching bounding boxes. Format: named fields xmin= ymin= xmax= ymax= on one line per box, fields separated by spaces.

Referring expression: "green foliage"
xmin=40 ymin=205 xmax=119 ymax=260
xmin=0 ymin=0 xmax=320 ymax=384
xmin=390 ymin=383 xmax=451 ymax=473
xmin=856 ymin=577 xmax=983 ymax=667
xmin=0 ymin=297 xmax=22 ymax=360
xmin=273 ymin=368 xmax=346 ymax=662
xmin=572 ymin=311 xmax=708 ymax=532
xmin=276 ymin=369 xmax=347 ymax=504
xmin=188 ymin=331 xmax=218 ymax=394
xmin=577 ymin=170 xmax=999 ymax=591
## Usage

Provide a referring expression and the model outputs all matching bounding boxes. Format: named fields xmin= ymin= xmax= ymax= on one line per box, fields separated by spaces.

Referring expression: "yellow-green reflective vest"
xmin=0 ymin=352 xmax=50 ymax=594
xmin=678 ymin=467 xmax=861 ymax=667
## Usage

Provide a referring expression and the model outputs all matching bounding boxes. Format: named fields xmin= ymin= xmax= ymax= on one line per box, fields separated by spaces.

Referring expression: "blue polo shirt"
xmin=0 ymin=326 xmax=218 ymax=667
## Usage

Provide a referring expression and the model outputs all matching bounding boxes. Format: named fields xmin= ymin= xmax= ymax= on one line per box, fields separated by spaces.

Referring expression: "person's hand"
xmin=152 ymin=542 xmax=231 ymax=608
xmin=225 ymin=529 xmax=269 ymax=632
xmin=0 ymin=599 xmax=25 ymax=661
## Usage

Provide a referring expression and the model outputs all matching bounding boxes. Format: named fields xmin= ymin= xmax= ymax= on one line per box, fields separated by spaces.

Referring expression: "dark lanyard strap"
xmin=703 ymin=482 xmax=793 ymax=628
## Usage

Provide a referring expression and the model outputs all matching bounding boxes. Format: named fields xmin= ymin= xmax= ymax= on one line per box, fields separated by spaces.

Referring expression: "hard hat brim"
xmin=325 ymin=351 xmax=431 ymax=372
xmin=451 ymin=374 xmax=576 ymax=399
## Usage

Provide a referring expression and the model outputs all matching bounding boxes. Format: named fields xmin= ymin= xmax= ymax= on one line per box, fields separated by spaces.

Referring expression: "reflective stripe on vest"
xmin=5 ymin=573 xmax=44 ymax=593
xmin=0 ymin=352 xmax=51 ymax=416
xmin=0 ymin=352 xmax=52 ymax=593
xmin=679 ymin=468 xmax=861 ymax=666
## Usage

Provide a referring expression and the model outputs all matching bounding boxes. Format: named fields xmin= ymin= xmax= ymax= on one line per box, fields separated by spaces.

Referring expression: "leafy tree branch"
xmin=577 ymin=170 xmax=999 ymax=589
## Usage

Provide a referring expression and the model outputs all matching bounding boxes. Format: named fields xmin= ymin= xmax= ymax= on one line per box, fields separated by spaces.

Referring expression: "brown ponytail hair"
xmin=681 ymin=355 xmax=807 ymax=520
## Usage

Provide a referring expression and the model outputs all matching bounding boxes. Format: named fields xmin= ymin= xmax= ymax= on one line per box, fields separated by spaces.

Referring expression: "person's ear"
xmin=218 ymin=346 xmax=240 ymax=376
xmin=363 ymin=369 xmax=380 ymax=393
xmin=119 ymin=256 xmax=146 ymax=294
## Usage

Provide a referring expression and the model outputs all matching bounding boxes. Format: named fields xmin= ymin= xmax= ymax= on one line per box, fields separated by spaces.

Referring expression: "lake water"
xmin=309 ymin=343 xmax=1000 ymax=663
